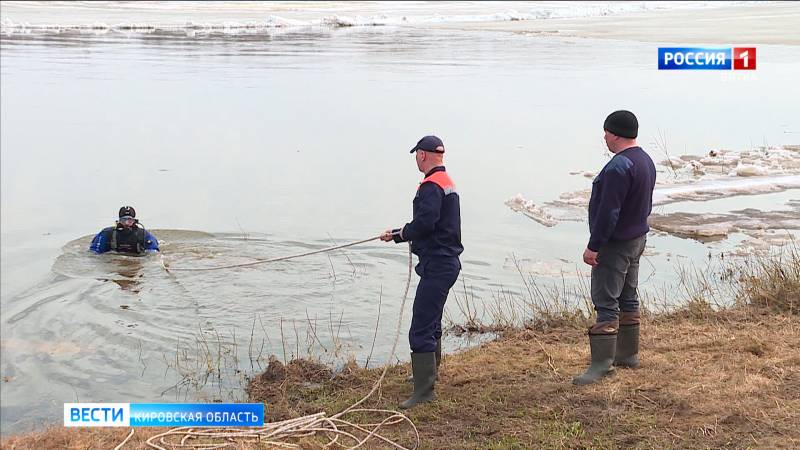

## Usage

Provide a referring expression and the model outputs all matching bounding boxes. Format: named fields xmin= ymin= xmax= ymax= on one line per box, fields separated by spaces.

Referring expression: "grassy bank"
xmin=3 ymin=248 xmax=798 ymax=449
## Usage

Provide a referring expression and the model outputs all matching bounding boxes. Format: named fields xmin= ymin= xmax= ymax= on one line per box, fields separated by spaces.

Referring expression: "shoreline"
xmin=429 ymin=3 xmax=800 ymax=46
xmin=3 ymin=247 xmax=798 ymax=448
xmin=2 ymin=3 xmax=798 ymax=46
xmin=3 ymin=307 xmax=798 ymax=448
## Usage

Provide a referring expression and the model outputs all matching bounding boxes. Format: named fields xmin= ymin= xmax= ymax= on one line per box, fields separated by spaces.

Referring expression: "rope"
xmin=331 ymin=245 xmax=412 ymax=420
xmin=120 ymin=238 xmax=418 ymax=449
xmin=164 ymin=236 xmax=382 ymax=272
xmin=113 ymin=428 xmax=135 ymax=450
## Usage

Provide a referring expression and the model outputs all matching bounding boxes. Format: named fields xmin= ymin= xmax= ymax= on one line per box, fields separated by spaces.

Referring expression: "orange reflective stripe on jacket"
xmin=419 ymin=171 xmax=456 ymax=195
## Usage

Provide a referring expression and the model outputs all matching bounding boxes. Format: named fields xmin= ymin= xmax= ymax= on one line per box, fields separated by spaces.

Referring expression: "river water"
xmin=2 ymin=1 xmax=799 ymax=434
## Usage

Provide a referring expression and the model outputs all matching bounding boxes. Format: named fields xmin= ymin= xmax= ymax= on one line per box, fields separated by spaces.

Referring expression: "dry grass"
xmin=5 ymin=307 xmax=798 ymax=449
xmin=736 ymin=244 xmax=799 ymax=314
xmin=445 ymin=254 xmax=594 ymax=336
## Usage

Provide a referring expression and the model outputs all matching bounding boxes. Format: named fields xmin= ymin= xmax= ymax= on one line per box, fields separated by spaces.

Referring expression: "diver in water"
xmin=89 ymin=206 xmax=159 ymax=255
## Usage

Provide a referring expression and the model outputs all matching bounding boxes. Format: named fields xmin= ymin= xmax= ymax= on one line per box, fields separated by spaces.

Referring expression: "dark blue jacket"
xmin=393 ymin=166 xmax=463 ymax=258
xmin=588 ymin=147 xmax=656 ymax=251
xmin=90 ymin=226 xmax=159 ymax=254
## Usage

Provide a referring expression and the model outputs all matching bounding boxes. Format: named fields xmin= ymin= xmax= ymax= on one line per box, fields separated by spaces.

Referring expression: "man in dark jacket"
xmin=380 ymin=135 xmax=463 ymax=409
xmin=574 ymin=111 xmax=656 ymax=385
xmin=89 ymin=206 xmax=159 ymax=255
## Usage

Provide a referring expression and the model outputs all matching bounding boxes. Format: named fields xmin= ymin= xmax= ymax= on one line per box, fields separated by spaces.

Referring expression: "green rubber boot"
xmin=400 ymin=352 xmax=437 ymax=409
xmin=614 ymin=324 xmax=640 ymax=368
xmin=407 ymin=338 xmax=441 ymax=383
xmin=572 ymin=334 xmax=617 ymax=386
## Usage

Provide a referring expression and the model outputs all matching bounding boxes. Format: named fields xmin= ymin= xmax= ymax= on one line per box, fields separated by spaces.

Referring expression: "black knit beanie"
xmin=603 ymin=110 xmax=638 ymax=138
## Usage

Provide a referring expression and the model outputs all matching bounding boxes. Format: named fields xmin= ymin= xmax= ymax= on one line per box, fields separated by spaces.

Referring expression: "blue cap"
xmin=410 ymin=135 xmax=445 ymax=154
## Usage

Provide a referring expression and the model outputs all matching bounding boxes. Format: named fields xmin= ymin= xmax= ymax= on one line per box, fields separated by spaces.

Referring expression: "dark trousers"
xmin=591 ymin=235 xmax=647 ymax=324
xmin=409 ymin=256 xmax=461 ymax=353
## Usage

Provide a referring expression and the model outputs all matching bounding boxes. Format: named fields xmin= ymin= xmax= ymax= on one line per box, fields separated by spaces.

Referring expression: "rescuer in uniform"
xmin=380 ymin=135 xmax=463 ymax=409
xmin=90 ymin=206 xmax=160 ymax=255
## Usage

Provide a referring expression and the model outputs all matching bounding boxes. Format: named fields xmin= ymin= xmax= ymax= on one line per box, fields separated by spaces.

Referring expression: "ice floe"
xmin=509 ymin=145 xmax=800 ymax=230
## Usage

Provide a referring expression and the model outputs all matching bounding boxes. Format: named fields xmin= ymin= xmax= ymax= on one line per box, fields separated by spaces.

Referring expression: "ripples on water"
xmin=3 ymin=229 xmax=439 ymax=430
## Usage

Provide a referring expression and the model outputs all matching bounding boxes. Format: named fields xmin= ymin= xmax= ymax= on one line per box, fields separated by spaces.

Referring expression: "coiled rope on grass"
xmin=117 ymin=236 xmax=418 ymax=449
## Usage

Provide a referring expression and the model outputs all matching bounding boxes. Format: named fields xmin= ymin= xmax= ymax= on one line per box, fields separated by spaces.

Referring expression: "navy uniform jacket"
xmin=393 ymin=166 xmax=463 ymax=258
xmin=588 ymin=146 xmax=656 ymax=251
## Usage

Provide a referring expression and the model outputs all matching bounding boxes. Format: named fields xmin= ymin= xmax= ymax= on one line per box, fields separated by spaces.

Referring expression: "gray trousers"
xmin=591 ymin=234 xmax=647 ymax=325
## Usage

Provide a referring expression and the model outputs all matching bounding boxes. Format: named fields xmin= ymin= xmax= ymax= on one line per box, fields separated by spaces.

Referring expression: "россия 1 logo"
xmin=658 ymin=47 xmax=756 ymax=70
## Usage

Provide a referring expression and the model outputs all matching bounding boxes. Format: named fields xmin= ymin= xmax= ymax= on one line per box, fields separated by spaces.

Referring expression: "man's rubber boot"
xmin=572 ymin=333 xmax=617 ymax=386
xmin=407 ymin=338 xmax=442 ymax=383
xmin=614 ymin=324 xmax=640 ymax=368
xmin=400 ymin=352 xmax=437 ymax=409
xmin=614 ymin=311 xmax=640 ymax=368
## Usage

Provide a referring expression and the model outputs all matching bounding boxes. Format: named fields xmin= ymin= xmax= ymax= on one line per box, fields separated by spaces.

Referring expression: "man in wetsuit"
xmin=380 ymin=135 xmax=463 ymax=409
xmin=89 ymin=206 xmax=159 ymax=255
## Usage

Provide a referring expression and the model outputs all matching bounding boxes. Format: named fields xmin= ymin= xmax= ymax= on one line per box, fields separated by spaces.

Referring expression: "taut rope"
xmin=163 ymin=236 xmax=381 ymax=272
